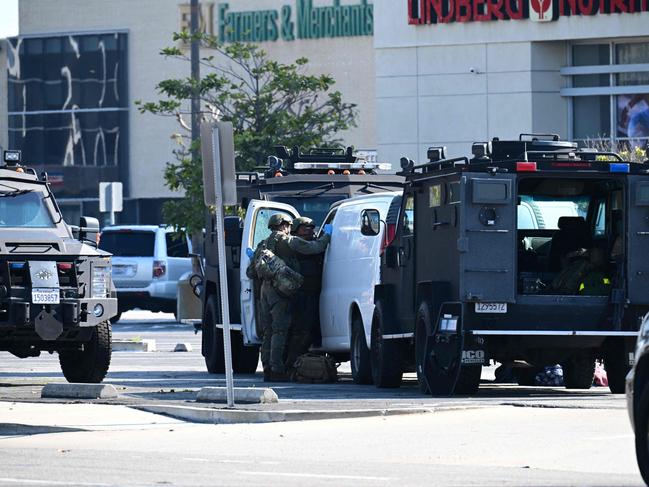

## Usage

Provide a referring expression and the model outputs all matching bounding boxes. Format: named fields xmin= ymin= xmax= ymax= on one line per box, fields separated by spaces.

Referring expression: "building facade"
xmin=5 ymin=0 xmax=375 ymax=224
xmin=374 ymin=0 xmax=649 ymax=164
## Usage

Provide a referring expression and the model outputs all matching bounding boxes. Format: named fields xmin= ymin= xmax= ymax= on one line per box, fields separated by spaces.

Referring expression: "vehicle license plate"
xmin=475 ymin=302 xmax=507 ymax=313
xmin=32 ymin=288 xmax=60 ymax=305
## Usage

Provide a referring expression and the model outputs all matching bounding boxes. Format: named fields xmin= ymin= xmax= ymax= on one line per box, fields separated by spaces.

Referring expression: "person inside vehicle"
xmin=551 ymin=247 xmax=610 ymax=295
xmin=254 ymin=213 xmax=330 ymax=382
xmin=285 ymin=217 xmax=324 ymax=372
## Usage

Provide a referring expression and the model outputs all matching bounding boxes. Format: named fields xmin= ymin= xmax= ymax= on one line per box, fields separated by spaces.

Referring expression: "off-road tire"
xmin=351 ymin=315 xmax=372 ymax=385
xmin=604 ymin=342 xmax=631 ymax=394
xmin=415 ymin=302 xmax=432 ymax=394
xmin=370 ymin=301 xmax=403 ymax=388
xmin=59 ymin=321 xmax=112 ymax=383
xmin=203 ymin=295 xmax=225 ymax=374
xmin=454 ymin=365 xmax=482 ymax=395
xmin=635 ymin=384 xmax=649 ymax=485
xmin=109 ymin=312 xmax=122 ymax=325
xmin=563 ymin=351 xmax=595 ymax=390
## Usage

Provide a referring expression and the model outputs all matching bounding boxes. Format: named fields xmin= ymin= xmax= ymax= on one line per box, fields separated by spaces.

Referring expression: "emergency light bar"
xmin=293 ymin=162 xmax=392 ymax=171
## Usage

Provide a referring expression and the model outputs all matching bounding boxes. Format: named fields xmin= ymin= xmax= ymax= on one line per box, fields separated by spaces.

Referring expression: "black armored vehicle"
xmin=369 ymin=135 xmax=648 ymax=395
xmin=201 ymin=146 xmax=404 ymax=374
xmin=0 ymin=150 xmax=117 ymax=383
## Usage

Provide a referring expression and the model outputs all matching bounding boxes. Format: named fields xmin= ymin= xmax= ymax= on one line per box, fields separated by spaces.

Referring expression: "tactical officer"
xmin=258 ymin=213 xmax=330 ymax=381
xmin=286 ymin=217 xmax=324 ymax=370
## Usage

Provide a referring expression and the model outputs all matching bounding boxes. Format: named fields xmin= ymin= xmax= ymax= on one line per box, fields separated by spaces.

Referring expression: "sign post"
xmin=99 ymin=182 xmax=123 ymax=226
xmin=201 ymin=121 xmax=237 ymax=408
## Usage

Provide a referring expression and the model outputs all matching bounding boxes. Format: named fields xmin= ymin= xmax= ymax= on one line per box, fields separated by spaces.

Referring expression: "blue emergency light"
xmin=609 ymin=163 xmax=630 ymax=173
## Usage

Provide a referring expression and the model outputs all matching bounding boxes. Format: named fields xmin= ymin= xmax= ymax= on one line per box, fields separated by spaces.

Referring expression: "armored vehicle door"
xmin=627 ymin=176 xmax=649 ymax=305
xmin=239 ymin=200 xmax=300 ymax=344
xmin=459 ymin=174 xmax=517 ymax=303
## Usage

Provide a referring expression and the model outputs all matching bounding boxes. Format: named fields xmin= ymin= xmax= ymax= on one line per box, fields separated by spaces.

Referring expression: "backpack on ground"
xmin=291 ymin=353 xmax=338 ymax=383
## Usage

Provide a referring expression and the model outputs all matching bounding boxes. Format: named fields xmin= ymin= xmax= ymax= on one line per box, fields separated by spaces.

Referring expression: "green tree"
xmin=138 ymin=32 xmax=358 ymax=233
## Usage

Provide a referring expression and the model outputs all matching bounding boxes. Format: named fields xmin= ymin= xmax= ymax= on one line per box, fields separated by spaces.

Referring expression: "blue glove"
xmin=246 ymin=247 xmax=254 ymax=258
xmin=323 ymin=224 xmax=333 ymax=236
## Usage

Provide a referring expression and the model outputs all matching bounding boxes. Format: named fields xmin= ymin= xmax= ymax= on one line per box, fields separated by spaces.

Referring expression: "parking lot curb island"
xmin=197 ymin=386 xmax=279 ymax=404
xmin=41 ymin=383 xmax=119 ymax=399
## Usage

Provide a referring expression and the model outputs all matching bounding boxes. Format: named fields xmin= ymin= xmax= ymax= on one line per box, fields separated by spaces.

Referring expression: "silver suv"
xmin=99 ymin=225 xmax=192 ymax=322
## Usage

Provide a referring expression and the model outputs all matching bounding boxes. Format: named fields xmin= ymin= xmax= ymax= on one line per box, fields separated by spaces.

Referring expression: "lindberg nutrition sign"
xmin=408 ymin=0 xmax=649 ymax=23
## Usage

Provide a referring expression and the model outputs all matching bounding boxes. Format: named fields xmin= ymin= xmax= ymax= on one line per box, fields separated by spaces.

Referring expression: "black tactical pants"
xmin=285 ymin=290 xmax=319 ymax=369
xmin=259 ymin=282 xmax=291 ymax=373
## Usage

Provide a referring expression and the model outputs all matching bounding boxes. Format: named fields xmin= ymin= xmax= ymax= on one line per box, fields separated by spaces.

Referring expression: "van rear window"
xmin=99 ymin=231 xmax=155 ymax=257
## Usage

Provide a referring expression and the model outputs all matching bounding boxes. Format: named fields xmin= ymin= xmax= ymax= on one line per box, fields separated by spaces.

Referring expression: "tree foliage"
xmin=138 ymin=32 xmax=358 ymax=233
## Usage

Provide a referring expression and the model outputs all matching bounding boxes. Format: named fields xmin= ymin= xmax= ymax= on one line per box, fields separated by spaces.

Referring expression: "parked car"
xmin=99 ymin=225 xmax=192 ymax=322
xmin=627 ymin=312 xmax=649 ymax=485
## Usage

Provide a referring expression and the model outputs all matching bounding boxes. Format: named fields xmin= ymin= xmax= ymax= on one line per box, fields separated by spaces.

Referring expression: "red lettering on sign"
xmin=506 ymin=0 xmax=524 ymax=18
xmin=473 ymin=0 xmax=492 ymax=19
xmin=488 ymin=0 xmax=506 ymax=19
xmin=611 ymin=0 xmax=629 ymax=11
xmin=408 ymin=0 xmax=421 ymax=23
xmin=456 ymin=0 xmax=473 ymax=21
xmin=578 ymin=0 xmax=596 ymax=14
xmin=560 ymin=0 xmax=579 ymax=14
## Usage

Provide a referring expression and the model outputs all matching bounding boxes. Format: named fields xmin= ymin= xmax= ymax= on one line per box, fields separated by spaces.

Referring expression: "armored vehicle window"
xmin=0 ymin=191 xmax=54 ymax=228
xmin=429 ymin=185 xmax=442 ymax=208
xmin=166 ymin=234 xmax=189 ymax=258
xmin=636 ymin=183 xmax=649 ymax=206
xmin=403 ymin=195 xmax=415 ymax=235
xmin=99 ymin=231 xmax=155 ymax=257
xmin=271 ymin=196 xmax=344 ymax=227
xmin=472 ymin=179 xmax=511 ymax=204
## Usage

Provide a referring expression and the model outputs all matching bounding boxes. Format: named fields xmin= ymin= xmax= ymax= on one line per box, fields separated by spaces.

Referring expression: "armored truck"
xmin=0 ymin=150 xmax=117 ymax=383
xmin=201 ymin=146 xmax=404 ymax=374
xmin=366 ymin=135 xmax=648 ymax=395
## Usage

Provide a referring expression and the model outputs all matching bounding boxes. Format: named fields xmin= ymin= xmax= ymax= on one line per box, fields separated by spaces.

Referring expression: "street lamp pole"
xmin=190 ymin=0 xmax=200 ymax=161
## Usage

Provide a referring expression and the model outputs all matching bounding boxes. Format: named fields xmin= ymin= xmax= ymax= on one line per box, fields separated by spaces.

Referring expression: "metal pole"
xmin=212 ymin=128 xmax=235 ymax=408
xmin=190 ymin=0 xmax=201 ymax=162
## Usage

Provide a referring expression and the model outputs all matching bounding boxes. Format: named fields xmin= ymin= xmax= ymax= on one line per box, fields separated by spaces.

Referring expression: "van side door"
xmin=239 ymin=200 xmax=300 ymax=344
xmin=460 ymin=174 xmax=517 ymax=303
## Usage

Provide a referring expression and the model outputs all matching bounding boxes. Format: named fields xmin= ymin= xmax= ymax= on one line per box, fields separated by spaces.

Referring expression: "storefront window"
xmin=568 ymin=41 xmax=649 ymax=148
xmin=7 ymin=33 xmax=128 ymax=168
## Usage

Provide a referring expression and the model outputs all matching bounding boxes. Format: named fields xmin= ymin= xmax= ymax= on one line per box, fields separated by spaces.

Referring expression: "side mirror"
xmin=224 ymin=216 xmax=243 ymax=247
xmin=360 ymin=209 xmax=381 ymax=236
xmin=79 ymin=216 xmax=100 ymax=247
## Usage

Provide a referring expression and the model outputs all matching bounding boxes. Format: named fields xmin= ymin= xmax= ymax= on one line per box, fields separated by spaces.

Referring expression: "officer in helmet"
xmin=285 ymin=217 xmax=324 ymax=369
xmin=258 ymin=213 xmax=330 ymax=381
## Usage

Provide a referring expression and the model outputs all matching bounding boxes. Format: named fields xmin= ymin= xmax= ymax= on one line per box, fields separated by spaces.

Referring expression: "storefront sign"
xmin=408 ymin=0 xmax=648 ymax=23
xmin=218 ymin=0 xmax=373 ymax=42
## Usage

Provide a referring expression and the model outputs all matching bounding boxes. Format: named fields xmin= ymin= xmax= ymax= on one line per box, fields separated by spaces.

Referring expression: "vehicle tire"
xmin=232 ymin=331 xmax=260 ymax=374
xmin=109 ymin=312 xmax=122 ymax=325
xmin=59 ymin=321 xmax=112 ymax=383
xmin=454 ymin=365 xmax=482 ymax=395
xmin=203 ymin=296 xmax=225 ymax=374
xmin=563 ymin=351 xmax=595 ymax=390
xmin=635 ymin=384 xmax=649 ymax=485
xmin=604 ymin=342 xmax=631 ymax=394
xmin=370 ymin=301 xmax=403 ymax=388
xmin=350 ymin=314 xmax=372 ymax=385
xmin=415 ymin=302 xmax=432 ymax=394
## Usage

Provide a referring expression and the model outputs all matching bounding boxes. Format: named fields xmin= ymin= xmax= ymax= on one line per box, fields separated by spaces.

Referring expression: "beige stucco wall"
xmin=18 ymin=0 xmax=375 ymax=200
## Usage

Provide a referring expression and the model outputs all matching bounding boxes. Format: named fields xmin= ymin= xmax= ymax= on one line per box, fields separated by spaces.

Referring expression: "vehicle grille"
xmin=1 ymin=260 xmax=80 ymax=296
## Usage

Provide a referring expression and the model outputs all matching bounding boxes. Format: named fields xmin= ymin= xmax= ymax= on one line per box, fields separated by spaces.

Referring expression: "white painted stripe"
xmin=382 ymin=333 xmax=414 ymax=339
xmin=469 ymin=330 xmax=638 ymax=337
xmin=0 ymin=478 xmax=111 ymax=486
xmin=238 ymin=471 xmax=393 ymax=481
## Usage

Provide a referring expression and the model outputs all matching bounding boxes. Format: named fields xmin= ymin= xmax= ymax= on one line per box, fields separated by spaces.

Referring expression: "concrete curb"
xmin=132 ymin=404 xmax=471 ymax=424
xmin=112 ymin=339 xmax=156 ymax=352
xmin=41 ymin=383 xmax=119 ymax=399
xmin=197 ymin=387 xmax=278 ymax=404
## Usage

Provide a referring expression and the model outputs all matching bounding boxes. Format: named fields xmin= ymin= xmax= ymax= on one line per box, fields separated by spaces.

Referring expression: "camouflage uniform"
xmin=259 ymin=229 xmax=330 ymax=374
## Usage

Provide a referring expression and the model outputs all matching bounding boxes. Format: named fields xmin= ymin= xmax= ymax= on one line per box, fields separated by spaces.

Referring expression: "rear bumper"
xmin=0 ymin=297 xmax=117 ymax=345
xmin=113 ymin=279 xmax=178 ymax=301
xmin=116 ymin=291 xmax=176 ymax=313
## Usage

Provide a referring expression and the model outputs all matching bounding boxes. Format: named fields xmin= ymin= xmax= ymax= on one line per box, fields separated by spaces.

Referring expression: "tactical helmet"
xmin=268 ymin=213 xmax=293 ymax=229
xmin=291 ymin=216 xmax=315 ymax=233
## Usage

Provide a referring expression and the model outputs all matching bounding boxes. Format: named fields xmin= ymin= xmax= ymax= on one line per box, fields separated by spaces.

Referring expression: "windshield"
xmin=0 ymin=190 xmax=54 ymax=228
xmin=518 ymin=196 xmax=587 ymax=230
xmin=271 ymin=196 xmax=345 ymax=226
xmin=99 ymin=231 xmax=155 ymax=257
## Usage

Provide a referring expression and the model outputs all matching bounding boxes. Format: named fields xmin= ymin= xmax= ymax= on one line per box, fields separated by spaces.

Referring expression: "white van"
xmin=239 ymin=192 xmax=404 ymax=385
